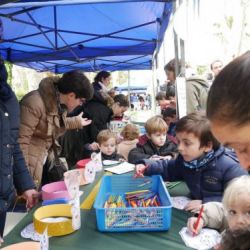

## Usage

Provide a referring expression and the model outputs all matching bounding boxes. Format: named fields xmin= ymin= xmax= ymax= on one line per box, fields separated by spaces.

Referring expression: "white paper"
xmin=102 ymin=160 xmax=120 ymax=166
xmin=105 ymin=162 xmax=135 ymax=174
xmin=71 ymin=196 xmax=81 ymax=230
xmin=64 ymin=170 xmax=81 ymax=199
xmin=84 ymin=161 xmax=96 ymax=183
xmin=171 ymin=196 xmax=191 ymax=210
xmin=91 ymin=152 xmax=103 ymax=172
xmin=179 ymin=227 xmax=221 ymax=250
xmin=40 ymin=227 xmax=49 ymax=250
xmin=21 ymin=223 xmax=43 ymax=242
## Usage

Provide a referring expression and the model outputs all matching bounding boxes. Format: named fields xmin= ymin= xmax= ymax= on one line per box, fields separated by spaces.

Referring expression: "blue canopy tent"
xmin=0 ymin=0 xmax=174 ymax=73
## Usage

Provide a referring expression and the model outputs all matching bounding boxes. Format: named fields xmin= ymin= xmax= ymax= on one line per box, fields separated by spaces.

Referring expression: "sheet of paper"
xmin=179 ymin=227 xmax=221 ymax=250
xmin=105 ymin=162 xmax=135 ymax=174
xmin=40 ymin=227 xmax=49 ymax=250
xmin=171 ymin=196 xmax=191 ymax=210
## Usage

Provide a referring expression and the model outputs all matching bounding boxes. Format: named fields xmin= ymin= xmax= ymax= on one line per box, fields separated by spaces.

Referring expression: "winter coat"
xmin=128 ymin=135 xmax=177 ymax=164
xmin=18 ymin=77 xmax=83 ymax=187
xmin=101 ymin=152 xmax=125 ymax=161
xmin=141 ymin=146 xmax=248 ymax=203
xmin=84 ymin=99 xmax=113 ymax=141
xmin=200 ymin=202 xmax=228 ymax=232
xmin=186 ymin=76 xmax=209 ymax=114
xmin=117 ymin=139 xmax=138 ymax=161
xmin=0 ymin=91 xmax=35 ymax=213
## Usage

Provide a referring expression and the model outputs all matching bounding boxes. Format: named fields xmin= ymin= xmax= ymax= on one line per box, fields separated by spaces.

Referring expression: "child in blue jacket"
xmin=135 ymin=112 xmax=248 ymax=212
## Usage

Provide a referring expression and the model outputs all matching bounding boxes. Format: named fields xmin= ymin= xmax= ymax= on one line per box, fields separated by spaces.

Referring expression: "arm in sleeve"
xmin=128 ymin=146 xmax=152 ymax=164
xmin=62 ymin=113 xmax=83 ymax=130
xmin=13 ymin=141 xmax=35 ymax=194
xmin=201 ymin=202 xmax=227 ymax=231
xmin=186 ymin=82 xmax=199 ymax=114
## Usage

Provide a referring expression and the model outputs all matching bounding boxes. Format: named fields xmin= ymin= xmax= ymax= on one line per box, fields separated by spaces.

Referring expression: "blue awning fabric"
xmin=0 ymin=0 xmax=173 ymax=72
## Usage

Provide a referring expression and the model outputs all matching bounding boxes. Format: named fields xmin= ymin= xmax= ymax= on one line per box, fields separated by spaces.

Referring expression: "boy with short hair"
xmin=135 ymin=113 xmax=248 ymax=211
xmin=97 ymin=129 xmax=124 ymax=161
xmin=162 ymin=107 xmax=178 ymax=137
xmin=128 ymin=116 xmax=177 ymax=164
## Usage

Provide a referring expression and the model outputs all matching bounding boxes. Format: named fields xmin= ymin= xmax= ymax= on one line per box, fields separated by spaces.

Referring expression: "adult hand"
xmin=184 ymin=200 xmax=202 ymax=213
xmin=89 ymin=142 xmax=99 ymax=151
xmin=187 ymin=216 xmax=204 ymax=235
xmin=77 ymin=112 xmax=92 ymax=127
xmin=22 ymin=189 xmax=40 ymax=210
xmin=134 ymin=164 xmax=147 ymax=178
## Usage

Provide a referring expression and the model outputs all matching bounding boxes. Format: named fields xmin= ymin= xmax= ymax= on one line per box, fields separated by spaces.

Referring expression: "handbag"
xmin=46 ymin=137 xmax=68 ymax=183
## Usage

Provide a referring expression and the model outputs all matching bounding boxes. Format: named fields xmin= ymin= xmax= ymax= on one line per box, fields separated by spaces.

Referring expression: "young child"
xmin=128 ymin=116 xmax=177 ymax=164
xmin=162 ymin=107 xmax=178 ymax=137
xmin=97 ymin=129 xmax=124 ymax=161
xmin=187 ymin=176 xmax=250 ymax=250
xmin=117 ymin=124 xmax=140 ymax=161
xmin=134 ymin=113 xmax=248 ymax=212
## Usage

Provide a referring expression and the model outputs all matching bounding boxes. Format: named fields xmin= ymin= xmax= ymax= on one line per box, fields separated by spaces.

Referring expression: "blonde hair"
xmin=121 ymin=124 xmax=140 ymax=141
xmin=222 ymin=175 xmax=250 ymax=209
xmin=97 ymin=129 xmax=116 ymax=145
xmin=145 ymin=116 xmax=167 ymax=135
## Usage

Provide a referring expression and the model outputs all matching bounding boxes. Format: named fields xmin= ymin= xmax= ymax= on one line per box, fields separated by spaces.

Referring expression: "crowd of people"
xmin=1 ymin=51 xmax=250 ymax=249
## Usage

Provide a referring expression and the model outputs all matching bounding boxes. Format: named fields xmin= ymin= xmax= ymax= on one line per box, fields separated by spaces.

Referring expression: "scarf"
xmin=183 ymin=150 xmax=215 ymax=169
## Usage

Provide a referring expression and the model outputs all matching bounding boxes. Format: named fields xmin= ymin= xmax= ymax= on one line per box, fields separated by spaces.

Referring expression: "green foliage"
xmin=4 ymin=61 xmax=13 ymax=87
xmin=197 ymin=65 xmax=208 ymax=76
xmin=15 ymin=89 xmax=26 ymax=101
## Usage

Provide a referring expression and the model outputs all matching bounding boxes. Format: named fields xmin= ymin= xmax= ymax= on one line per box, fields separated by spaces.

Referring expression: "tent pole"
xmin=128 ymin=70 xmax=131 ymax=109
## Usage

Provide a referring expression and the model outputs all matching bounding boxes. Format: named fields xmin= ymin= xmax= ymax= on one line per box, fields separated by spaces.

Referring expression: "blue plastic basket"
xmin=94 ymin=175 xmax=172 ymax=232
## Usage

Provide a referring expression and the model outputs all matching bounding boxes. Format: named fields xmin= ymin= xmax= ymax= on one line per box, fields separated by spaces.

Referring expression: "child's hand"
xmin=89 ymin=142 xmax=99 ymax=151
xmin=134 ymin=164 xmax=147 ymax=178
xmin=184 ymin=200 xmax=202 ymax=213
xmin=162 ymin=155 xmax=172 ymax=160
xmin=150 ymin=155 xmax=162 ymax=160
xmin=187 ymin=216 xmax=204 ymax=235
xmin=119 ymin=158 xmax=125 ymax=162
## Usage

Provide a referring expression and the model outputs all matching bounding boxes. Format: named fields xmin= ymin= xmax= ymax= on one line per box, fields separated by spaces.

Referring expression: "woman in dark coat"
xmin=0 ymin=60 xmax=38 ymax=239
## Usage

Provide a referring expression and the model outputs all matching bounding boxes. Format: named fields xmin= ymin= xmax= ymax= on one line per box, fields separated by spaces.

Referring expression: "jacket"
xmin=186 ymin=76 xmax=209 ymax=114
xmin=18 ymin=77 xmax=83 ymax=187
xmin=84 ymin=99 xmax=113 ymax=141
xmin=128 ymin=135 xmax=177 ymax=164
xmin=101 ymin=152 xmax=124 ymax=161
xmin=201 ymin=202 xmax=228 ymax=232
xmin=0 ymin=91 xmax=35 ymax=213
xmin=142 ymin=146 xmax=248 ymax=203
xmin=117 ymin=139 xmax=138 ymax=161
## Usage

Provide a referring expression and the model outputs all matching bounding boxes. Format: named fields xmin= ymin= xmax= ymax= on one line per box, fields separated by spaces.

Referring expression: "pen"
xmin=193 ymin=205 xmax=204 ymax=237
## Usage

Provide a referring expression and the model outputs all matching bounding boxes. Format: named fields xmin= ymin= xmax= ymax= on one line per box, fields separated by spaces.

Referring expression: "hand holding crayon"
xmin=187 ymin=205 xmax=204 ymax=236
xmin=134 ymin=164 xmax=148 ymax=178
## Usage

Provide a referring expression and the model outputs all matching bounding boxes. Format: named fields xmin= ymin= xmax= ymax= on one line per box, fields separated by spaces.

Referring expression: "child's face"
xmin=176 ymin=131 xmax=212 ymax=162
xmin=227 ymin=193 xmax=250 ymax=232
xmin=148 ymin=132 xmax=166 ymax=147
xmin=211 ymin=121 xmax=250 ymax=170
xmin=164 ymin=116 xmax=176 ymax=126
xmin=99 ymin=138 xmax=116 ymax=156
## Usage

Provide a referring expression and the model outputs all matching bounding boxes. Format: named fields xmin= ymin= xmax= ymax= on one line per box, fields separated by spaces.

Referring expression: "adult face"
xmin=158 ymin=99 xmax=170 ymax=110
xmin=212 ymin=61 xmax=223 ymax=77
xmin=64 ymin=93 xmax=85 ymax=112
xmin=112 ymin=103 xmax=128 ymax=117
xmin=166 ymin=70 xmax=175 ymax=83
xmin=101 ymin=76 xmax=111 ymax=87
xmin=211 ymin=121 xmax=250 ymax=170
